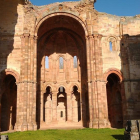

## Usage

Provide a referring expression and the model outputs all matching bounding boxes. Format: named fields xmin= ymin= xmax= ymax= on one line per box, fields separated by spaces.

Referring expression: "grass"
xmin=2 ymin=128 xmax=124 ymax=140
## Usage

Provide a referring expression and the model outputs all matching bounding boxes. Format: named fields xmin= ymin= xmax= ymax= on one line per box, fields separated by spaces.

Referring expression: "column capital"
xmin=30 ymin=35 xmax=35 ymax=39
xmin=34 ymin=36 xmax=38 ymax=40
xmin=20 ymin=35 xmax=25 ymax=39
xmin=86 ymin=35 xmax=94 ymax=39
xmin=23 ymin=33 xmax=30 ymax=37
xmin=93 ymin=34 xmax=103 ymax=39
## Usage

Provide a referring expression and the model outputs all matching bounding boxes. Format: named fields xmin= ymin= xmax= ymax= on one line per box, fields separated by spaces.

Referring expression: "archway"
xmin=106 ymin=73 xmax=123 ymax=128
xmin=57 ymin=87 xmax=67 ymax=122
xmin=36 ymin=14 xmax=88 ymax=128
xmin=0 ymin=75 xmax=17 ymax=131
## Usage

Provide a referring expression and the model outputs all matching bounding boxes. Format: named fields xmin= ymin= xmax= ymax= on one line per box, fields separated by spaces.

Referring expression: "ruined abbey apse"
xmin=0 ymin=0 xmax=140 ymax=132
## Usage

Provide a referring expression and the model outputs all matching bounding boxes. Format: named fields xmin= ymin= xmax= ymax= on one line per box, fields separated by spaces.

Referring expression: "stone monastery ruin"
xmin=0 ymin=0 xmax=140 ymax=132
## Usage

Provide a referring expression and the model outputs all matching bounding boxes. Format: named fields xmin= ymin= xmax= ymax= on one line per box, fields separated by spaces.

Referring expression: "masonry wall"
xmin=0 ymin=0 xmax=24 ymax=74
xmin=121 ymin=35 xmax=140 ymax=119
xmin=0 ymin=0 xmax=140 ymax=131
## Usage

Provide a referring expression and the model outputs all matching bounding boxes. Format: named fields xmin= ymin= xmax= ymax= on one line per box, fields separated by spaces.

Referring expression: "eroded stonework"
xmin=0 ymin=0 xmax=140 ymax=131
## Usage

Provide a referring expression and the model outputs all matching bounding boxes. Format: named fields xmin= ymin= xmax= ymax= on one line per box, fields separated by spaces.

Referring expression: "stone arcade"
xmin=0 ymin=0 xmax=140 ymax=131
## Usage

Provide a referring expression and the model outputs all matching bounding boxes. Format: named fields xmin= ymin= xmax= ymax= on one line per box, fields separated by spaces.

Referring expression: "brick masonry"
xmin=0 ymin=0 xmax=140 ymax=131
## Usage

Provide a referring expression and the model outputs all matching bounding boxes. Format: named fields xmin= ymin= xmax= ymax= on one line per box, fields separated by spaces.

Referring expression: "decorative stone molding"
xmin=0 ymin=68 xmax=20 ymax=83
xmin=103 ymin=68 xmax=123 ymax=82
xmin=35 ymin=13 xmax=88 ymax=36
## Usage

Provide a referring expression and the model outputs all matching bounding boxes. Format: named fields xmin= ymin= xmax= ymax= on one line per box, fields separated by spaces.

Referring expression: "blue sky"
xmin=30 ymin=0 xmax=140 ymax=16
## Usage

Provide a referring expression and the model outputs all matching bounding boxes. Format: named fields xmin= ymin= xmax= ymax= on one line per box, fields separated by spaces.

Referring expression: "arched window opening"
xmin=106 ymin=73 xmax=123 ymax=128
xmin=57 ymin=86 xmax=67 ymax=122
xmin=59 ymin=86 xmax=65 ymax=93
xmin=73 ymin=86 xmax=78 ymax=93
xmin=73 ymin=56 xmax=78 ymax=68
xmin=59 ymin=57 xmax=64 ymax=69
xmin=45 ymin=56 xmax=49 ymax=69
xmin=46 ymin=86 xmax=51 ymax=94
xmin=109 ymin=42 xmax=113 ymax=51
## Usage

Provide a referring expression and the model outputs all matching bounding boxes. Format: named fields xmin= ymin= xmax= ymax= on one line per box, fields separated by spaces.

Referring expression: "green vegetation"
xmin=2 ymin=128 xmax=124 ymax=140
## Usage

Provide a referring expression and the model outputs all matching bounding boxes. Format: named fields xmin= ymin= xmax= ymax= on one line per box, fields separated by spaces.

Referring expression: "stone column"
xmin=16 ymin=34 xmax=37 ymax=131
xmin=93 ymin=34 xmax=110 ymax=128
xmin=72 ymin=95 xmax=78 ymax=122
xmin=120 ymin=82 xmax=126 ymax=127
xmin=21 ymin=33 xmax=29 ymax=131
xmin=86 ymin=35 xmax=93 ymax=128
xmin=26 ymin=35 xmax=37 ymax=131
xmin=98 ymin=81 xmax=110 ymax=128
xmin=31 ymin=36 xmax=37 ymax=130
xmin=15 ymin=82 xmax=23 ymax=131
xmin=40 ymin=89 xmax=44 ymax=125
xmin=45 ymin=96 xmax=52 ymax=124
xmin=67 ymin=94 xmax=72 ymax=122
xmin=65 ymin=53 xmax=69 ymax=82
xmin=52 ymin=92 xmax=57 ymax=122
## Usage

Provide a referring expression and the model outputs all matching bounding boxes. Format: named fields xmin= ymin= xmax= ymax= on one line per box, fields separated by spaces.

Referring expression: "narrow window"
xmin=60 ymin=86 xmax=64 ymax=93
xmin=45 ymin=56 xmax=49 ymax=69
xmin=59 ymin=57 xmax=64 ymax=69
xmin=73 ymin=56 xmax=78 ymax=68
xmin=61 ymin=111 xmax=63 ymax=117
xmin=109 ymin=42 xmax=113 ymax=51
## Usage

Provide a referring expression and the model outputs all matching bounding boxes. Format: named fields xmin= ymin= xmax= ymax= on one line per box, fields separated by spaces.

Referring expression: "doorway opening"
xmin=106 ymin=73 xmax=123 ymax=128
xmin=0 ymin=75 xmax=17 ymax=131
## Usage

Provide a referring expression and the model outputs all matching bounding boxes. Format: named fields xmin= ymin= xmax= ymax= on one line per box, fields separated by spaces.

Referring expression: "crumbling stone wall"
xmin=0 ymin=0 xmax=24 ymax=74
xmin=0 ymin=0 xmax=140 ymax=131
xmin=121 ymin=35 xmax=140 ymax=121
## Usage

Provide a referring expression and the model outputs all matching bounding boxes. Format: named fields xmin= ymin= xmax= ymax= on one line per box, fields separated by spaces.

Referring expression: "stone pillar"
xmin=52 ymin=92 xmax=57 ymax=122
xmin=72 ymin=95 xmax=78 ymax=122
xmin=92 ymin=34 xmax=110 ymax=128
xmin=65 ymin=53 xmax=69 ymax=82
xmin=98 ymin=81 xmax=110 ymax=128
xmin=86 ymin=35 xmax=93 ymax=128
xmin=40 ymin=90 xmax=44 ymax=124
xmin=45 ymin=96 xmax=52 ymax=124
xmin=67 ymin=94 xmax=72 ymax=122
xmin=21 ymin=33 xmax=29 ymax=131
xmin=15 ymin=82 xmax=22 ymax=131
xmin=31 ymin=36 xmax=37 ymax=130
xmin=15 ymin=34 xmax=37 ymax=131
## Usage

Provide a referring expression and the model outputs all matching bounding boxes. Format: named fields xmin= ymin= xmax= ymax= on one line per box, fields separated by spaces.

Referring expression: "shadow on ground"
xmin=112 ymin=135 xmax=124 ymax=140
